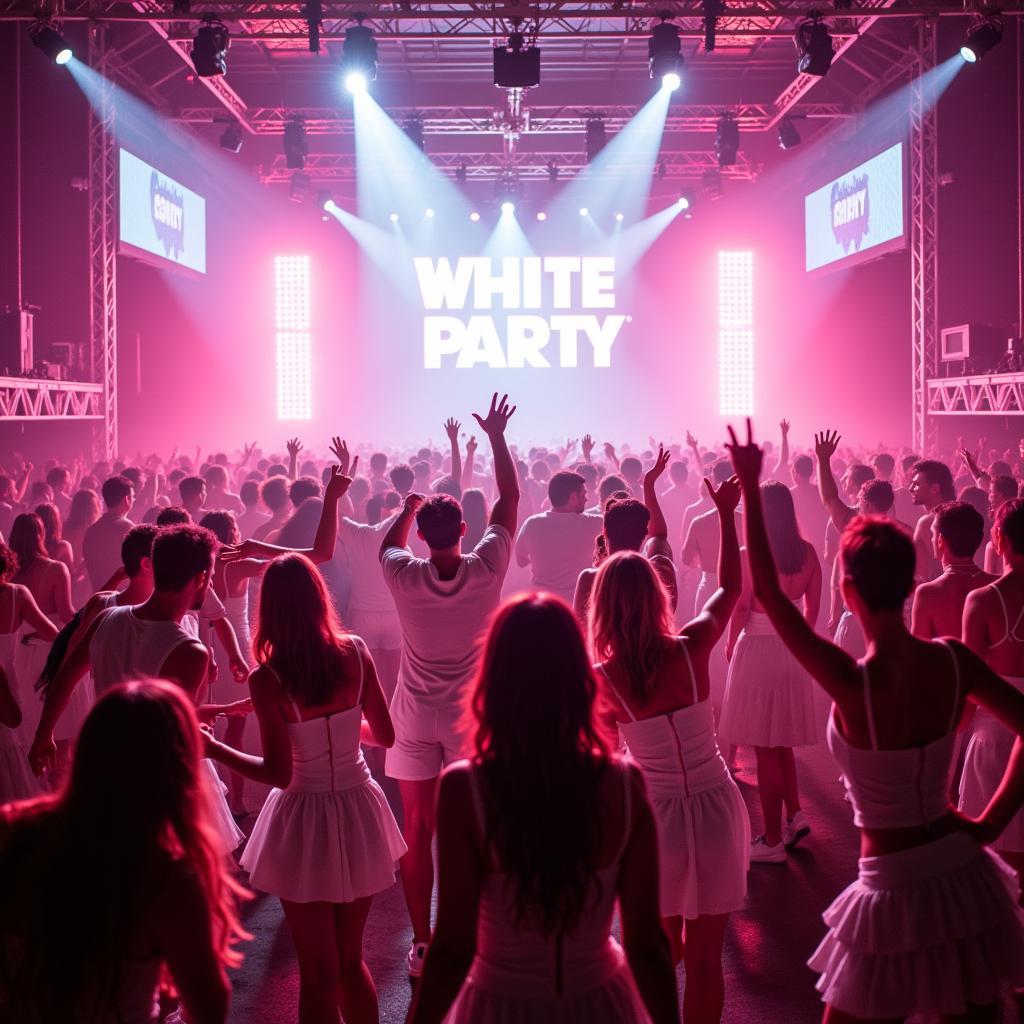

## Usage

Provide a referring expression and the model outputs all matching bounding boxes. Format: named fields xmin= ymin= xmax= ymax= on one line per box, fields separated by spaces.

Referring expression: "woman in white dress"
xmin=205 ymin=553 xmax=405 ymax=1024
xmin=720 ymin=480 xmax=821 ymax=863
xmin=589 ymin=473 xmax=749 ymax=1023
xmin=0 ymin=664 xmax=40 ymax=806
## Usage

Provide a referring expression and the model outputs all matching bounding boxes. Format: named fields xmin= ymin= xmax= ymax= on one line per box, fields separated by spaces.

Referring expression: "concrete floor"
xmin=224 ymin=738 xmax=1020 ymax=1024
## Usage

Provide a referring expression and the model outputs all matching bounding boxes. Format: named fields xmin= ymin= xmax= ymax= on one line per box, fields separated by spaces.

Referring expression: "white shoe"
xmin=407 ymin=941 xmax=429 ymax=978
xmin=784 ymin=810 xmax=811 ymax=850
xmin=749 ymin=835 xmax=787 ymax=864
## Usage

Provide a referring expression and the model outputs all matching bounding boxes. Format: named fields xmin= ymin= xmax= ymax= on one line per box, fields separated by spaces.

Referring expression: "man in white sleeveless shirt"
xmin=29 ymin=525 xmax=217 ymax=775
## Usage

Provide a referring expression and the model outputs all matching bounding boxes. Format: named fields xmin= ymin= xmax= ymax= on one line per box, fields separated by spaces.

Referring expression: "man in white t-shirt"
xmin=514 ymin=469 xmax=603 ymax=604
xmin=380 ymin=393 xmax=519 ymax=978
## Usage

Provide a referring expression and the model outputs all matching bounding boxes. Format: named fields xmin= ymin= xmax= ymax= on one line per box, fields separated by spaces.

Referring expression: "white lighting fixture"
xmin=501 ymin=201 xmax=515 ymax=215
xmin=579 ymin=207 xmax=589 ymax=217
xmin=615 ymin=212 xmax=624 ymax=221
xmin=536 ymin=211 xmax=547 ymax=221
xmin=677 ymin=196 xmax=690 ymax=210
xmin=274 ymin=255 xmax=312 ymax=422
xmin=389 ymin=212 xmax=399 ymax=223
xmin=718 ymin=251 xmax=754 ymax=417
xmin=345 ymin=70 xmax=368 ymax=94
xmin=425 ymin=208 xmax=435 ymax=218
xmin=469 ymin=211 xmax=480 ymax=222
xmin=662 ymin=71 xmax=681 ymax=91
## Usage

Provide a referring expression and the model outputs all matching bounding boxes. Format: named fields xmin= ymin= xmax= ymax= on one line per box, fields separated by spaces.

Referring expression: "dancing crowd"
xmin=0 ymin=396 xmax=1022 ymax=1024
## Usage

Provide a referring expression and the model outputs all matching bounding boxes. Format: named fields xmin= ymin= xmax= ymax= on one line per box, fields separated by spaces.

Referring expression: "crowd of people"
xmin=0 ymin=398 xmax=1022 ymax=1023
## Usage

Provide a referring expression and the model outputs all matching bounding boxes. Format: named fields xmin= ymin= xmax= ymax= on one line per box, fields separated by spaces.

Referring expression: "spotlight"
xmin=316 ymin=191 xmax=334 ymax=211
xmin=283 ymin=118 xmax=308 ymax=170
xmin=547 ymin=162 xmax=559 ymax=183
xmin=585 ymin=118 xmax=606 ymax=164
xmin=389 ymin=212 xmax=399 ymax=223
xmin=961 ymin=16 xmax=1003 ymax=63
xmin=404 ymin=118 xmax=425 ymax=152
xmin=795 ymin=17 xmax=834 ymax=77
xmin=777 ymin=118 xmax=802 ymax=150
xmin=501 ymin=201 xmax=515 ymax=215
xmin=702 ymin=0 xmax=724 ymax=52
xmin=342 ymin=22 xmax=378 ymax=87
xmin=579 ymin=207 xmax=589 ymax=217
xmin=191 ymin=17 xmax=229 ymax=78
xmin=676 ymin=194 xmax=690 ymax=210
xmin=657 ymin=159 xmax=667 ymax=180
xmin=304 ymin=0 xmax=323 ymax=54
xmin=219 ymin=120 xmax=243 ymax=153
xmin=30 ymin=21 xmax=72 ymax=65
xmin=536 ymin=211 xmax=547 ymax=221
xmin=455 ymin=164 xmax=468 ymax=183
xmin=425 ymin=208 xmax=435 ymax=218
xmin=493 ymin=26 xmax=541 ymax=88
xmin=649 ymin=20 xmax=684 ymax=85
xmin=470 ymin=211 xmax=481 ymax=222
xmin=662 ymin=72 xmax=681 ymax=92
xmin=289 ymin=171 xmax=312 ymax=203
xmin=715 ymin=114 xmax=739 ymax=167
xmin=615 ymin=212 xmax=624 ymax=222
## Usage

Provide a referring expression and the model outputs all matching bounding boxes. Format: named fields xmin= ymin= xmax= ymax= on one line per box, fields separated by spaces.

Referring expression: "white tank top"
xmin=90 ymin=605 xmax=196 ymax=698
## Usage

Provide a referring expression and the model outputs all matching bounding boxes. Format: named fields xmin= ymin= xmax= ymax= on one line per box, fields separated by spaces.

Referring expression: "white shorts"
xmin=385 ymin=684 xmax=466 ymax=782
xmin=346 ymin=609 xmax=402 ymax=652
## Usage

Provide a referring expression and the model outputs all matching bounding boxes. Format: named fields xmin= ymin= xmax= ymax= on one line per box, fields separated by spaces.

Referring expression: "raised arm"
xmin=815 ymin=430 xmax=856 ymax=533
xmin=444 ymin=419 xmax=463 ymax=498
xmin=461 ymin=435 xmax=477 ymax=492
xmin=285 ymin=437 xmax=302 ymax=480
xmin=641 ymin=446 xmax=670 ymax=547
xmin=772 ymin=419 xmax=791 ymax=484
xmin=381 ymin=493 xmax=424 ymax=555
xmin=957 ymin=446 xmax=990 ymax=487
xmin=474 ymin=393 xmax=519 ymax=536
xmin=603 ymin=442 xmax=620 ymax=471
xmin=728 ymin=420 xmax=856 ymax=699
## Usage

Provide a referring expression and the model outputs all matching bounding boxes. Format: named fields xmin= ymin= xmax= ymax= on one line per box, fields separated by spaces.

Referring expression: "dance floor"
xmin=225 ymin=736 xmax=1017 ymax=1023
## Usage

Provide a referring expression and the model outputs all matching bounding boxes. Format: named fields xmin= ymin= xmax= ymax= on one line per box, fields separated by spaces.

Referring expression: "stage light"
xmin=579 ymin=207 xmax=589 ymax=217
xmin=342 ymin=22 xmax=378 ymax=87
xmin=662 ymin=71 xmax=681 ymax=92
xmin=389 ymin=212 xmax=399 ymax=223
xmin=547 ymin=162 xmax=559 ymax=183
xmin=702 ymin=0 xmax=724 ymax=52
xmin=536 ymin=211 xmax=547 ymax=221
xmin=715 ymin=114 xmax=739 ymax=167
xmin=470 ymin=211 xmax=480 ymax=222
xmin=795 ymin=17 xmax=834 ymax=77
xmin=615 ymin=212 xmax=624 ymax=221
xmin=657 ymin=159 xmax=667 ymax=180
xmin=219 ymin=120 xmax=243 ymax=153
xmin=677 ymin=195 xmax=690 ymax=210
xmin=289 ymin=171 xmax=311 ymax=203
xmin=585 ymin=118 xmax=606 ymax=164
xmin=493 ymin=27 xmax=541 ymax=88
xmin=718 ymin=250 xmax=754 ymax=417
xmin=425 ymin=208 xmax=435 ymax=218
xmin=316 ymin=191 xmax=334 ymax=212
xmin=404 ymin=118 xmax=425 ymax=152
xmin=648 ymin=20 xmax=684 ymax=85
xmin=778 ymin=119 xmax=802 ymax=150
xmin=30 ymin=22 xmax=72 ymax=65
xmin=501 ymin=201 xmax=515 ymax=215
xmin=455 ymin=164 xmax=468 ymax=183
xmin=191 ymin=17 xmax=229 ymax=78
xmin=274 ymin=255 xmax=312 ymax=421
xmin=304 ymin=0 xmax=323 ymax=54
xmin=961 ymin=16 xmax=1002 ymax=62
xmin=283 ymin=118 xmax=308 ymax=170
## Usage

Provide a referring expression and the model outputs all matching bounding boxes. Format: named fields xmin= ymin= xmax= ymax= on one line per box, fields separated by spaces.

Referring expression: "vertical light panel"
xmin=718 ymin=250 xmax=754 ymax=417
xmin=274 ymin=255 xmax=312 ymax=421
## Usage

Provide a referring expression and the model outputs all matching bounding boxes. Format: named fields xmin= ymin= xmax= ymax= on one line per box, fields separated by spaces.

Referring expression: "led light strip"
xmin=274 ymin=255 xmax=312 ymax=421
xmin=718 ymin=250 xmax=754 ymax=417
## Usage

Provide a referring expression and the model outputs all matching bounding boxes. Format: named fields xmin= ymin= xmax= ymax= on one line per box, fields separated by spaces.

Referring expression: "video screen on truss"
xmin=804 ymin=141 xmax=905 ymax=274
xmin=118 ymin=148 xmax=206 ymax=275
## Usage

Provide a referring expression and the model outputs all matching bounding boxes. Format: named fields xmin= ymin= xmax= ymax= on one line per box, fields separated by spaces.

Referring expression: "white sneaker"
xmin=749 ymin=835 xmax=787 ymax=864
xmin=407 ymin=941 xmax=429 ymax=978
xmin=784 ymin=810 xmax=811 ymax=850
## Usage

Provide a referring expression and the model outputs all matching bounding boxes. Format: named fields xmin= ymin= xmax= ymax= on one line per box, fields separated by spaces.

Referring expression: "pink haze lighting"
xmin=717 ymin=250 xmax=754 ymax=417
xmin=274 ymin=255 xmax=312 ymax=421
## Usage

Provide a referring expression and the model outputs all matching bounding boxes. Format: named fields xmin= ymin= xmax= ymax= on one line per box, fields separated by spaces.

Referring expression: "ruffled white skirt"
xmin=809 ymin=831 xmax=1024 ymax=1018
xmin=240 ymin=778 xmax=407 ymax=903
xmin=0 ymin=725 xmax=41 ymax=806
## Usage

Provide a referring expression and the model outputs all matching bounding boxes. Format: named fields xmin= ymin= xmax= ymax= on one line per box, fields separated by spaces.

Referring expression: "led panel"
xmin=274 ymin=255 xmax=312 ymax=421
xmin=718 ymin=251 xmax=754 ymax=417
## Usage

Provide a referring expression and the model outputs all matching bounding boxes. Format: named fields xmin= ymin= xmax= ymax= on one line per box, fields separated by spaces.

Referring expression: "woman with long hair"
xmin=205 ymin=553 xmax=405 ymax=1024
xmin=589 ymin=477 xmax=749 ymax=1024
xmin=63 ymin=488 xmax=102 ymax=604
xmin=409 ymin=593 xmax=679 ymax=1024
xmin=8 ymin=513 xmax=79 ymax=752
xmin=729 ymin=421 xmax=1024 ymax=1023
xmin=719 ymin=479 xmax=822 ymax=863
xmin=0 ymin=680 xmax=248 ymax=1023
xmin=33 ymin=503 xmax=73 ymax=573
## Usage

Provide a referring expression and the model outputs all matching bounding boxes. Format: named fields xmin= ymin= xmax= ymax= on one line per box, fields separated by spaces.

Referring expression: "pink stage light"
xmin=274 ymin=255 xmax=312 ymax=421
xmin=718 ymin=251 xmax=754 ymax=417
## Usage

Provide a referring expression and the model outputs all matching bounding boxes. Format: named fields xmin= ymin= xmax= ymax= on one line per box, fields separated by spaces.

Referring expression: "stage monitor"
xmin=804 ymin=141 xmax=905 ymax=274
xmin=118 ymin=148 xmax=206 ymax=275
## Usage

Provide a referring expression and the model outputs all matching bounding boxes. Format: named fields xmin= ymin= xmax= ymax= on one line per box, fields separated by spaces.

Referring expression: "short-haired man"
xmin=204 ymin=464 xmax=243 ymax=515
xmin=911 ymin=502 xmax=995 ymax=639
xmin=178 ymin=475 xmax=207 ymax=521
xmin=983 ymin=474 xmax=1020 ymax=575
xmin=910 ymin=459 xmax=957 ymax=582
xmin=515 ymin=469 xmax=603 ymax=605
xmin=379 ymin=394 xmax=518 ymax=977
xmin=82 ymin=475 xmax=135 ymax=591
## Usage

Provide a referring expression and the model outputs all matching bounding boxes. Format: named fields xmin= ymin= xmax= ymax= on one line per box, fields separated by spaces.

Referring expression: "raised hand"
xmin=726 ymin=419 xmax=763 ymax=483
xmin=603 ymin=442 xmax=617 ymax=460
xmin=705 ymin=474 xmax=741 ymax=513
xmin=686 ymin=430 xmax=699 ymax=450
xmin=444 ymin=418 xmax=461 ymax=442
xmin=465 ymin=435 xmax=478 ymax=456
xmin=644 ymin=445 xmax=670 ymax=489
xmin=565 ymin=437 xmax=579 ymax=452
xmin=286 ymin=437 xmax=303 ymax=458
xmin=242 ymin=440 xmax=258 ymax=461
xmin=330 ymin=436 xmax=353 ymax=476
xmin=581 ymin=434 xmax=595 ymax=459
xmin=814 ymin=429 xmax=841 ymax=462
xmin=324 ymin=462 xmax=357 ymax=503
xmin=472 ymin=393 xmax=516 ymax=437
xmin=230 ymin=657 xmax=250 ymax=683
xmin=28 ymin=734 xmax=56 ymax=778
xmin=779 ymin=419 xmax=790 ymax=437
xmin=403 ymin=493 xmax=426 ymax=515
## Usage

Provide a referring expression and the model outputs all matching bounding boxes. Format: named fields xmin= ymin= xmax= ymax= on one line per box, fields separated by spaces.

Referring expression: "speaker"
xmin=0 ymin=308 xmax=34 ymax=375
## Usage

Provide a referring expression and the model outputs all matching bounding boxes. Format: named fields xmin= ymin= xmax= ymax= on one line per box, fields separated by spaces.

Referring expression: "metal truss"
xmin=88 ymin=25 xmax=119 ymax=457
xmin=177 ymin=102 xmax=849 ymax=136
xmin=928 ymin=374 xmax=1024 ymax=417
xmin=0 ymin=379 xmax=104 ymax=421
xmin=258 ymin=148 xmax=758 ymax=183
xmin=909 ymin=17 xmax=939 ymax=449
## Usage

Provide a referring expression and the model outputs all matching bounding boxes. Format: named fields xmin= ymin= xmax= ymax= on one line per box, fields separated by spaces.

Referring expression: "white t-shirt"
xmin=382 ymin=525 xmax=511 ymax=707
xmin=339 ymin=515 xmax=399 ymax=615
xmin=514 ymin=510 xmax=604 ymax=604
